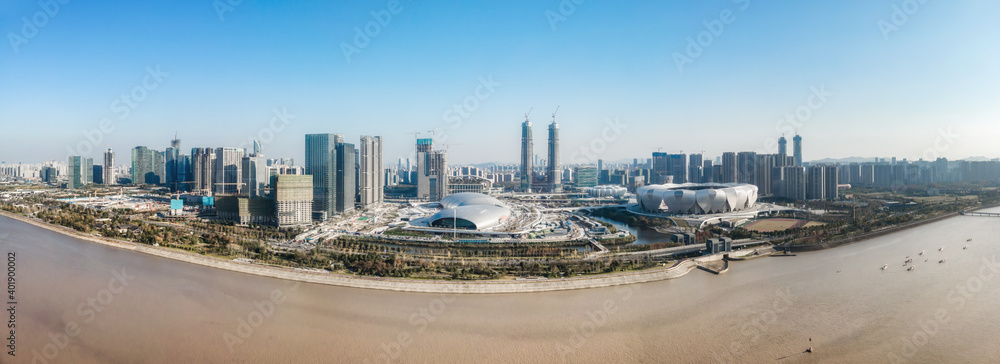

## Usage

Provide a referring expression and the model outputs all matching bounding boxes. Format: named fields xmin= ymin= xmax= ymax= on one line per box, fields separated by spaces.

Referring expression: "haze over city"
xmin=2 ymin=0 xmax=999 ymax=165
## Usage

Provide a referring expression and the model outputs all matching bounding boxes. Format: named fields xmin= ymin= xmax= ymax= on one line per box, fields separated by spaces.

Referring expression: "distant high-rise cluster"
xmin=304 ymin=133 xmax=373 ymax=220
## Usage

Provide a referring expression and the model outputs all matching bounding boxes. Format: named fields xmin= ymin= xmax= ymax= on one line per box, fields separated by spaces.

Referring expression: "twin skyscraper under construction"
xmin=520 ymin=109 xmax=561 ymax=193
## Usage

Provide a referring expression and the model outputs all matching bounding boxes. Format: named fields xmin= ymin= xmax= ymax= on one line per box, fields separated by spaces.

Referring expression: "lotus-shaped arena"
xmin=636 ymin=183 xmax=759 ymax=214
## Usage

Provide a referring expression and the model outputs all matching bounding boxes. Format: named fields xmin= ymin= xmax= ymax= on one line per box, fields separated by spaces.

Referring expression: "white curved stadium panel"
xmin=694 ymin=189 xmax=712 ymax=214
xmin=734 ymin=188 xmax=748 ymax=209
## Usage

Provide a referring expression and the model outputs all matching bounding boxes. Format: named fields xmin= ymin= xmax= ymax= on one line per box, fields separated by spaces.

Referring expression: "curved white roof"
xmin=430 ymin=193 xmax=511 ymax=230
xmin=636 ymin=183 xmax=758 ymax=214
xmin=430 ymin=205 xmax=511 ymax=230
xmin=440 ymin=192 xmax=506 ymax=209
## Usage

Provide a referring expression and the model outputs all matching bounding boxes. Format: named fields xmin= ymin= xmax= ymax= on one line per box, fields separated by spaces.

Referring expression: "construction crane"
xmin=551 ymin=105 xmax=560 ymax=122
xmin=524 ymin=107 xmax=533 ymax=121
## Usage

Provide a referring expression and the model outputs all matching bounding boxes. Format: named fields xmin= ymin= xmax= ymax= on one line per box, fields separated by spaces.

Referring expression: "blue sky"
xmin=1 ymin=0 xmax=998 ymax=165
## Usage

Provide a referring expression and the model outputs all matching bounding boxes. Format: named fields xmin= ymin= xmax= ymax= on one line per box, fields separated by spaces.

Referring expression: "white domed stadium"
xmin=586 ymin=185 xmax=628 ymax=198
xmin=636 ymin=183 xmax=758 ymax=214
xmin=429 ymin=193 xmax=511 ymax=230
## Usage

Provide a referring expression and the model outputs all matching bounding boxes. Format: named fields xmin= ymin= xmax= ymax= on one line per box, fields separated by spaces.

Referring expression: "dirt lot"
xmin=742 ymin=218 xmax=825 ymax=232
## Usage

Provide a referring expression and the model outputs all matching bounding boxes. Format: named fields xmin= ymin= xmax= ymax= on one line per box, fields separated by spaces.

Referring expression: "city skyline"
xmin=2 ymin=1 xmax=999 ymax=165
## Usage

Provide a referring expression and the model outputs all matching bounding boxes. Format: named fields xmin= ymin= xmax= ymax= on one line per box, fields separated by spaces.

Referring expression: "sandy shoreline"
xmin=0 ymin=210 xmax=700 ymax=294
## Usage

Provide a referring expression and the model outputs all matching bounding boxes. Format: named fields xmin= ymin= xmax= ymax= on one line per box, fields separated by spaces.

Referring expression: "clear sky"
xmin=1 ymin=0 xmax=998 ymax=166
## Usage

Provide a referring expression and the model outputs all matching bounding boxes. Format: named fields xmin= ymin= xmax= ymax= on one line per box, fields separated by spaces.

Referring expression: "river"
xmin=3 ymin=208 xmax=1000 ymax=363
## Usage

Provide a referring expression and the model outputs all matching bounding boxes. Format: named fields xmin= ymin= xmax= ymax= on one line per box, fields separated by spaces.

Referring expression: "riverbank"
xmin=0 ymin=210 xmax=700 ymax=293
xmin=785 ymin=203 xmax=997 ymax=252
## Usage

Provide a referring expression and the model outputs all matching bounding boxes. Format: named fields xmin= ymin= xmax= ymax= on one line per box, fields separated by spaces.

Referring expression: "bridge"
xmin=584 ymin=238 xmax=610 ymax=259
xmin=960 ymin=211 xmax=1000 ymax=217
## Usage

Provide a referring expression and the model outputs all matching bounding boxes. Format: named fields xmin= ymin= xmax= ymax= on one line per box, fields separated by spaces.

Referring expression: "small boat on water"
xmin=908 ymin=266 xmax=914 ymax=271
xmin=919 ymin=250 xmax=925 ymax=256
xmin=940 ymin=259 xmax=946 ymax=263
xmin=967 ymin=238 xmax=973 ymax=242
xmin=882 ymin=264 xmax=888 ymax=270
xmin=939 ymin=246 xmax=944 ymax=251
xmin=963 ymin=245 xmax=968 ymax=250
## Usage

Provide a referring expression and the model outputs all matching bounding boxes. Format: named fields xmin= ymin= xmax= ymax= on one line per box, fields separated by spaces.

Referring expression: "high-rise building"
xmin=702 ymin=160 xmax=713 ymax=183
xmin=305 ymin=134 xmax=340 ymax=221
xmin=652 ymin=152 xmax=668 ymax=184
xmin=131 ymin=146 xmax=163 ymax=185
xmin=667 ymin=154 xmax=687 ymax=183
xmin=860 ymin=164 xmax=875 ymax=186
xmin=793 ymin=134 xmax=803 ymax=166
xmin=824 ymin=165 xmax=839 ymax=200
xmin=416 ymin=138 xmax=433 ymax=198
xmin=781 ymin=166 xmax=806 ymax=200
xmin=358 ymin=135 xmax=383 ymax=207
xmin=272 ymin=175 xmax=313 ymax=228
xmin=335 ymin=142 xmax=356 ymax=213
xmin=103 ymin=147 xmax=115 ymax=185
xmin=191 ymin=147 xmax=216 ymax=194
xmin=214 ymin=147 xmax=245 ymax=195
xmin=688 ymin=154 xmax=703 ymax=183
xmin=242 ymin=154 xmax=268 ymax=197
xmin=736 ymin=152 xmax=757 ymax=184
xmin=547 ymin=119 xmax=561 ymax=192
xmin=755 ymin=154 xmax=775 ymax=196
xmin=92 ymin=165 xmax=103 ymax=184
xmin=721 ymin=152 xmax=737 ymax=183
xmin=165 ymin=147 xmax=180 ymax=188
xmin=416 ymin=138 xmax=448 ymax=201
xmin=66 ymin=156 xmax=92 ymax=189
xmin=778 ymin=136 xmax=787 ymax=157
xmin=575 ymin=166 xmax=598 ymax=187
xmin=520 ymin=117 xmax=533 ymax=192
xmin=807 ymin=165 xmax=825 ymax=200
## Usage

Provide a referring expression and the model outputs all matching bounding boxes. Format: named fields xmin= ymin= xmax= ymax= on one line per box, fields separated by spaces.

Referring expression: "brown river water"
xmin=3 ymin=208 xmax=1000 ymax=363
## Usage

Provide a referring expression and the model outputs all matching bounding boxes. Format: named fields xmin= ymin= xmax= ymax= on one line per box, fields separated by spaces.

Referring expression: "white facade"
xmin=637 ymin=183 xmax=758 ymax=214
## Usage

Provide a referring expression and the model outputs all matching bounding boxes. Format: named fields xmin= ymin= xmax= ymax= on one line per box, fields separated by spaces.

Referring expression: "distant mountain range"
xmin=809 ymin=156 xmax=998 ymax=164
